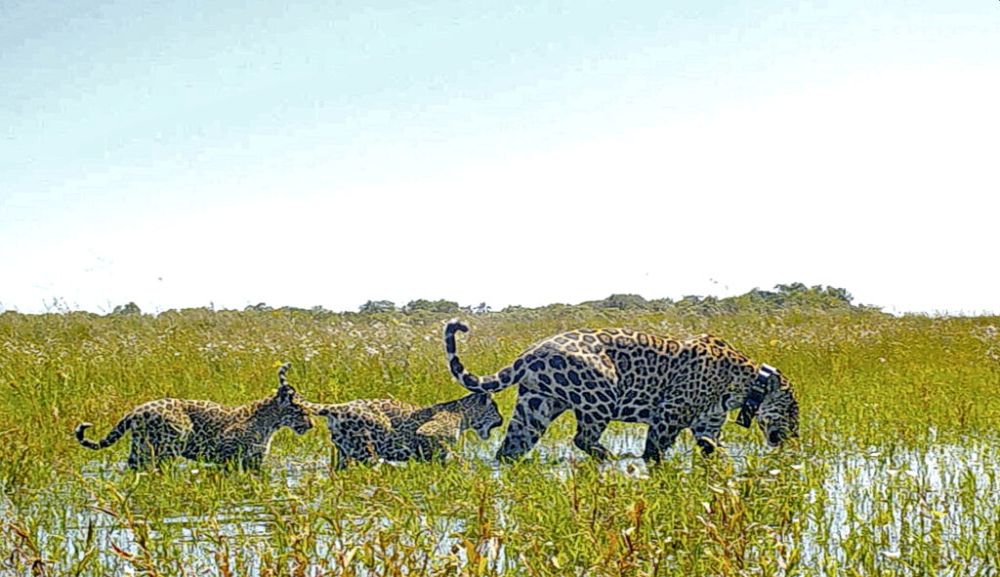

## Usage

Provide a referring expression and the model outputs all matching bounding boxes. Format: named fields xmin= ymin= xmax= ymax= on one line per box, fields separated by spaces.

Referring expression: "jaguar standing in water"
xmin=443 ymin=320 xmax=799 ymax=462
xmin=75 ymin=363 xmax=313 ymax=469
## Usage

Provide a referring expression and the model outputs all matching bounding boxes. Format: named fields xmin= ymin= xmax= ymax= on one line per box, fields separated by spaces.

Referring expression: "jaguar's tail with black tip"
xmin=444 ymin=319 xmax=521 ymax=394
xmin=75 ymin=417 xmax=130 ymax=450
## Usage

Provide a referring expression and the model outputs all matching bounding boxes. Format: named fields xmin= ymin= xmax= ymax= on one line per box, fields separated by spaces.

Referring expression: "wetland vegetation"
xmin=1 ymin=287 xmax=998 ymax=575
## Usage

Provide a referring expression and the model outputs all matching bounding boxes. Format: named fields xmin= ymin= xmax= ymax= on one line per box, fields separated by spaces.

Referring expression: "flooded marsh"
xmin=1 ymin=308 xmax=998 ymax=575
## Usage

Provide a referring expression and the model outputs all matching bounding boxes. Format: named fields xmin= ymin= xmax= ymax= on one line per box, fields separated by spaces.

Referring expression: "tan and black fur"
xmin=305 ymin=393 xmax=502 ymax=469
xmin=75 ymin=364 xmax=313 ymax=469
xmin=444 ymin=320 xmax=799 ymax=462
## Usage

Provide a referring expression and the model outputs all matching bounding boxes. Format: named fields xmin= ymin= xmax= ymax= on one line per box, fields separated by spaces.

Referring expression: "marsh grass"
xmin=1 ymin=308 xmax=998 ymax=575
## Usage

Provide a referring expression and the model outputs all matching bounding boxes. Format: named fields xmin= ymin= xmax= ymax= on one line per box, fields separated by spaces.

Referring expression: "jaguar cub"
xmin=302 ymin=381 xmax=502 ymax=468
xmin=75 ymin=364 xmax=313 ymax=470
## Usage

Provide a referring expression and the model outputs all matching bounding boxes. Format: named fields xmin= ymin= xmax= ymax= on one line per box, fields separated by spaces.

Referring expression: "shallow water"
xmin=801 ymin=442 xmax=999 ymax=574
xmin=8 ymin=430 xmax=1000 ymax=576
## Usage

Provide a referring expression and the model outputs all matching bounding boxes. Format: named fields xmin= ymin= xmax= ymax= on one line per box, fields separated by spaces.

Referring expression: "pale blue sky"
xmin=2 ymin=1 xmax=998 ymax=314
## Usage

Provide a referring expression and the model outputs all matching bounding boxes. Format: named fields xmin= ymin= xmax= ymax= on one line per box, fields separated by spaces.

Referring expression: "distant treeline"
xmin=61 ymin=283 xmax=876 ymax=319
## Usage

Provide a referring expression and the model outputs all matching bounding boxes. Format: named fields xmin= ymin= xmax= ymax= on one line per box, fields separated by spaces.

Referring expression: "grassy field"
xmin=1 ymin=306 xmax=998 ymax=576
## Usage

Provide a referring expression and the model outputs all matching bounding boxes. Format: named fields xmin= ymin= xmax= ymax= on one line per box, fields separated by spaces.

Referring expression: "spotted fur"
xmin=75 ymin=363 xmax=313 ymax=470
xmin=304 ymin=392 xmax=502 ymax=469
xmin=444 ymin=320 xmax=799 ymax=461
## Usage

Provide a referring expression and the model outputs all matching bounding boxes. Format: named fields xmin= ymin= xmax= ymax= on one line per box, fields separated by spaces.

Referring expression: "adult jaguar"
xmin=75 ymin=363 xmax=313 ymax=469
xmin=444 ymin=320 xmax=798 ymax=461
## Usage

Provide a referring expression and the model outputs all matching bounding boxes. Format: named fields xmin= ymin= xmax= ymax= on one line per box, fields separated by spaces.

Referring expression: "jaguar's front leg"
xmin=690 ymin=410 xmax=726 ymax=456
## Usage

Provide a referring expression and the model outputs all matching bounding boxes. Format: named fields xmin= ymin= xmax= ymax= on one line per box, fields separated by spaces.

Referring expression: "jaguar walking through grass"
xmin=444 ymin=319 xmax=799 ymax=461
xmin=74 ymin=363 xmax=313 ymax=469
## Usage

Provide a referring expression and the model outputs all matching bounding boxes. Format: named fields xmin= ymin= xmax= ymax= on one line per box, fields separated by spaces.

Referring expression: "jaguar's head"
xmin=462 ymin=393 xmax=504 ymax=440
xmin=756 ymin=372 xmax=799 ymax=447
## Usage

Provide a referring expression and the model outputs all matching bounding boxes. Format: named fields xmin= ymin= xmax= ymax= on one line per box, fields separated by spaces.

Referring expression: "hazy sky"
xmin=2 ymin=1 xmax=998 ymax=315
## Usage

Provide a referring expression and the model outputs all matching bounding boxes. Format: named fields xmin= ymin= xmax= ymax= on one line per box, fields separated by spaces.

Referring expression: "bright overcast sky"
xmin=1 ymin=1 xmax=998 ymax=315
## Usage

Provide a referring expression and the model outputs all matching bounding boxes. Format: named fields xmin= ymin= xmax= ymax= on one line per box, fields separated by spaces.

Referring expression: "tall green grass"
xmin=1 ymin=308 xmax=998 ymax=575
